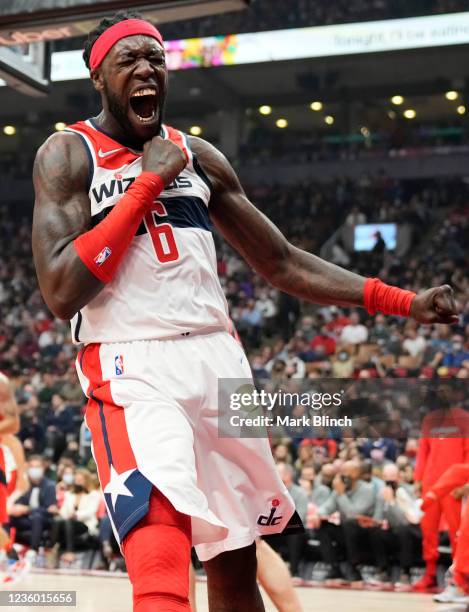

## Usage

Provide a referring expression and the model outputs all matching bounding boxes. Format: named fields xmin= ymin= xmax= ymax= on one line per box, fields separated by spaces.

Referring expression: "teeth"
xmin=132 ymin=88 xmax=156 ymax=97
xmin=136 ymin=110 xmax=156 ymax=123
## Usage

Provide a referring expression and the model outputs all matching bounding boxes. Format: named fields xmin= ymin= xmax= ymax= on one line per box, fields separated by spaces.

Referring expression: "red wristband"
xmin=364 ymin=277 xmax=416 ymax=317
xmin=74 ymin=172 xmax=164 ymax=284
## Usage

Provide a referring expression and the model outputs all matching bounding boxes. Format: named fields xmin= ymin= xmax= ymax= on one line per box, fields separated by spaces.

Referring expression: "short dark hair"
xmin=83 ymin=9 xmax=145 ymax=69
xmin=28 ymin=454 xmax=44 ymax=465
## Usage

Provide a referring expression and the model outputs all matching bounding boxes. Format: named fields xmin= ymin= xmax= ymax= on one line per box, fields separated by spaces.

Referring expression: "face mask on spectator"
xmin=62 ymin=473 xmax=74 ymax=485
xmin=74 ymin=484 xmax=85 ymax=493
xmin=453 ymin=343 xmax=463 ymax=351
xmin=28 ymin=467 xmax=44 ymax=481
xmin=338 ymin=352 xmax=349 ymax=362
xmin=385 ymin=480 xmax=398 ymax=490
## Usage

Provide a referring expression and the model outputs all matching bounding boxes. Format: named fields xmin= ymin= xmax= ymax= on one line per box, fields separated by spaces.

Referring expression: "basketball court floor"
xmin=2 ymin=570 xmax=460 ymax=612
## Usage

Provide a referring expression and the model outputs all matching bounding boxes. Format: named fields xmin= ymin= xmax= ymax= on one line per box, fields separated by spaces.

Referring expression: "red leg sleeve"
xmin=122 ymin=487 xmax=192 ymax=612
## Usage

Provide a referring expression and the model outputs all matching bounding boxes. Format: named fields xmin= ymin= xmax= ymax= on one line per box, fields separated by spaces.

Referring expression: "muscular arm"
xmin=192 ymin=137 xmax=365 ymax=307
xmin=32 ymin=132 xmax=103 ymax=320
xmin=191 ymin=137 xmax=458 ymax=322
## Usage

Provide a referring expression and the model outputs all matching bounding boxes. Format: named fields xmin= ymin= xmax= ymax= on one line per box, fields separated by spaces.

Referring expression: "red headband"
xmin=89 ymin=19 xmax=164 ymax=71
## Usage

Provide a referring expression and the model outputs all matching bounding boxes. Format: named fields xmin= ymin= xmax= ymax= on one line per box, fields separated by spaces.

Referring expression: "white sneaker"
xmin=434 ymin=583 xmax=469 ymax=604
xmin=24 ymin=549 xmax=37 ymax=569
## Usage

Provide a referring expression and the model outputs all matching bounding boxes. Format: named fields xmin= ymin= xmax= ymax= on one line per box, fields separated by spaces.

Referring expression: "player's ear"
xmin=90 ymin=68 xmax=104 ymax=93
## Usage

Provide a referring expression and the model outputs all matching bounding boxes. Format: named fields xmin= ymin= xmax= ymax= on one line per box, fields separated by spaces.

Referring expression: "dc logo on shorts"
xmin=94 ymin=246 xmax=112 ymax=266
xmin=115 ymin=355 xmax=124 ymax=376
xmin=257 ymin=498 xmax=283 ymax=526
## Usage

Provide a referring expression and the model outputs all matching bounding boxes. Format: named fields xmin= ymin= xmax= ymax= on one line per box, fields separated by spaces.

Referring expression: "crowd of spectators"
xmin=0 ymin=170 xmax=467 ymax=579
xmin=241 ymin=122 xmax=469 ymax=167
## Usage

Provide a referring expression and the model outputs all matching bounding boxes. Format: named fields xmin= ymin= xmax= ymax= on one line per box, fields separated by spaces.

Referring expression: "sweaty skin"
xmin=32 ymin=34 xmax=459 ymax=321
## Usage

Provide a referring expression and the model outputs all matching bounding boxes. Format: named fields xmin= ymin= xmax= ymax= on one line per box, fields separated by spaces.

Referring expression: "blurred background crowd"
xmin=0 ymin=0 xmax=467 ymax=593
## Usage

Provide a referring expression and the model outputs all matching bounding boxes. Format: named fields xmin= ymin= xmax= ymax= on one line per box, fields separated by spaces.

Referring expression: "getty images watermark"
xmin=217 ymin=379 xmax=352 ymax=438
xmin=230 ymin=388 xmax=350 ymax=427
xmin=217 ymin=378 xmax=469 ymax=438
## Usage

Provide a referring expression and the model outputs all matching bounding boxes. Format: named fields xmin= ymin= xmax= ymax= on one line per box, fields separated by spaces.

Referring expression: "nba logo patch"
xmin=115 ymin=355 xmax=124 ymax=376
xmin=94 ymin=246 xmax=112 ymax=266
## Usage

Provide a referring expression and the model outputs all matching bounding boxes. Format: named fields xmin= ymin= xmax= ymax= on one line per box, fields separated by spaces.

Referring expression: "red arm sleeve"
xmin=73 ymin=172 xmax=164 ymax=284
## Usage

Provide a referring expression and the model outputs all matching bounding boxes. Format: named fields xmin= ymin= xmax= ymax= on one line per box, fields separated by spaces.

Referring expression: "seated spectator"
xmin=272 ymin=443 xmax=292 ymax=464
xmin=313 ymin=460 xmax=377 ymax=582
xmin=8 ymin=455 xmax=58 ymax=555
xmin=309 ymin=434 xmax=338 ymax=460
xmin=56 ymin=464 xmax=76 ymax=509
xmin=294 ymin=440 xmax=314 ymax=473
xmin=285 ymin=348 xmax=306 ymax=379
xmin=318 ymin=463 xmax=336 ymax=490
xmin=310 ymin=326 xmax=337 ymax=356
xmin=237 ymin=299 xmax=262 ymax=348
xmin=340 ymin=312 xmax=368 ymax=346
xmin=402 ymin=327 xmax=426 ymax=359
xmin=298 ymin=465 xmax=331 ymax=507
xmin=360 ymin=436 xmax=398 ymax=463
xmin=324 ymin=307 xmax=350 ymax=335
xmin=50 ymin=468 xmax=100 ymax=565
xmin=369 ymin=463 xmax=423 ymax=586
xmin=331 ymin=349 xmax=355 ymax=377
xmin=45 ymin=393 xmax=75 ymax=462
xmin=360 ymin=460 xmax=385 ymax=495
xmin=440 ymin=335 xmax=469 ymax=368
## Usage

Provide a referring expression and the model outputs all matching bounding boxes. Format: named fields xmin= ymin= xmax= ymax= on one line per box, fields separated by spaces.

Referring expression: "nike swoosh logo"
xmin=98 ymin=147 xmax=125 ymax=158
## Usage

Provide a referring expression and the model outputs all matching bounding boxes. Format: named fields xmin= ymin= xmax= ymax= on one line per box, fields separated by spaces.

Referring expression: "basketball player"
xmin=31 ymin=11 xmax=458 ymax=611
xmin=0 ymin=373 xmax=20 ymax=548
xmin=421 ymin=463 xmax=469 ymax=602
xmin=413 ymin=384 xmax=469 ymax=591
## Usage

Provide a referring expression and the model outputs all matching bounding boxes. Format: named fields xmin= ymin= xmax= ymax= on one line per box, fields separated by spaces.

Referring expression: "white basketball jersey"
xmin=65 ymin=119 xmax=230 ymax=343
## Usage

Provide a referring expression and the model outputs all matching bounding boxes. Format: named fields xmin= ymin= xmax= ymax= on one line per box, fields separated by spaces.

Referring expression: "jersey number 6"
xmin=144 ymin=200 xmax=180 ymax=263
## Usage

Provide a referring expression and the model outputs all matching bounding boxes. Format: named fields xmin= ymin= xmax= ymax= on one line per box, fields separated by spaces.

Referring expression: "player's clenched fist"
xmin=142 ymin=136 xmax=187 ymax=186
xmin=410 ymin=284 xmax=459 ymax=324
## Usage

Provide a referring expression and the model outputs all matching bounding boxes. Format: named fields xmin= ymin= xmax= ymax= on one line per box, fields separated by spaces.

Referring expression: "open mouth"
xmin=129 ymin=87 xmax=157 ymax=123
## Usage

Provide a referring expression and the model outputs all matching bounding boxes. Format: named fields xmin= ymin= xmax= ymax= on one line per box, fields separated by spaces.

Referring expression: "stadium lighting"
xmin=189 ymin=125 xmax=202 ymax=136
xmin=404 ymin=109 xmax=416 ymax=119
xmin=457 ymin=105 xmax=466 ymax=115
xmin=259 ymin=105 xmax=272 ymax=115
xmin=276 ymin=118 xmax=288 ymax=128
xmin=310 ymin=101 xmax=323 ymax=111
xmin=446 ymin=90 xmax=459 ymax=100
xmin=3 ymin=125 xmax=16 ymax=135
xmin=54 ymin=122 xmax=66 ymax=131
xmin=391 ymin=95 xmax=404 ymax=105
xmin=325 ymin=115 xmax=334 ymax=125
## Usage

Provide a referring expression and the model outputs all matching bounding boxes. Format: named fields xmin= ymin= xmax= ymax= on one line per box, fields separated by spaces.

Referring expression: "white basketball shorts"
xmin=75 ymin=331 xmax=300 ymax=561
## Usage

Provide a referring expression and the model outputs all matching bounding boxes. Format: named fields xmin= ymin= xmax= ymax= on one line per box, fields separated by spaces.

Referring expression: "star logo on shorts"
xmin=104 ymin=465 xmax=135 ymax=511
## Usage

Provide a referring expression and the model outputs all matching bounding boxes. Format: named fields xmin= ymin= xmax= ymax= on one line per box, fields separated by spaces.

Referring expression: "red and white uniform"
xmin=415 ymin=407 xmax=469 ymax=562
xmin=68 ymin=119 xmax=299 ymax=561
xmin=66 ymin=119 xmax=230 ymax=344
